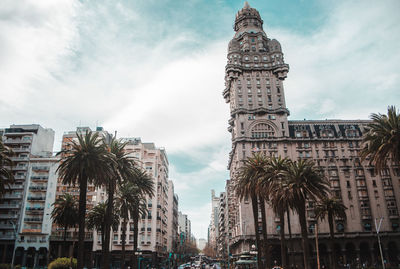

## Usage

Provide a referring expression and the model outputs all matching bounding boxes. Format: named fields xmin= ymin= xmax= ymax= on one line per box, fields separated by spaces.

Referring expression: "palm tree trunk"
xmin=298 ymin=203 xmax=310 ymax=269
xmin=259 ymin=197 xmax=269 ymax=268
xmin=328 ymin=212 xmax=336 ymax=269
xmin=77 ymin=176 xmax=88 ymax=269
xmin=63 ymin=225 xmax=68 ymax=257
xmin=132 ymin=210 xmax=139 ymax=269
xmin=102 ymin=180 xmax=115 ymax=269
xmin=287 ymin=210 xmax=293 ymax=267
xmin=121 ymin=219 xmax=127 ymax=269
xmin=251 ymin=194 xmax=263 ymax=269
xmin=279 ymin=208 xmax=287 ymax=268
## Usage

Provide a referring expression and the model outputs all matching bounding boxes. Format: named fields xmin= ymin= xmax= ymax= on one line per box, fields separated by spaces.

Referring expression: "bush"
xmin=0 ymin=264 xmax=10 ymax=269
xmin=48 ymin=257 xmax=77 ymax=269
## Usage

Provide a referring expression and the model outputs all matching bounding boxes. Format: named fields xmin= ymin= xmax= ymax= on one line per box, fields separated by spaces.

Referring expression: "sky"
xmin=1 ymin=0 xmax=399 ymax=240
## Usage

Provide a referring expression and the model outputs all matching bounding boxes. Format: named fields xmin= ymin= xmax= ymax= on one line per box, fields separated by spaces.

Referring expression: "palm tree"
xmin=361 ymin=105 xmax=400 ymax=172
xmin=51 ymin=193 xmax=79 ymax=256
xmin=87 ymin=202 xmax=119 ymax=255
xmin=315 ymin=197 xmax=347 ymax=269
xmin=102 ymin=137 xmax=137 ymax=269
xmin=115 ymin=182 xmax=148 ymax=269
xmin=235 ymin=153 xmax=267 ymax=269
xmin=128 ymin=168 xmax=154 ymax=269
xmin=0 ymin=139 xmax=14 ymax=197
xmin=262 ymin=156 xmax=291 ymax=268
xmin=282 ymin=159 xmax=330 ymax=269
xmin=57 ymin=131 xmax=114 ymax=269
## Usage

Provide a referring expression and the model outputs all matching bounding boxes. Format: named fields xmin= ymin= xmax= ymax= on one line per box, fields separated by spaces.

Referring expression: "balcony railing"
xmin=27 ymin=196 xmax=46 ymax=201
xmin=24 ymin=217 xmax=43 ymax=222
xmin=0 ymin=214 xmax=18 ymax=219
xmin=0 ymin=204 xmax=20 ymax=209
xmin=2 ymin=193 xmax=22 ymax=199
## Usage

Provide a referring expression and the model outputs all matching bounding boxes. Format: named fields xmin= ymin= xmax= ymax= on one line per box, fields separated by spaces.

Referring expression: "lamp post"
xmin=9 ymin=220 xmax=17 ymax=268
xmin=314 ymin=223 xmax=320 ymax=269
xmin=374 ymin=218 xmax=385 ymax=269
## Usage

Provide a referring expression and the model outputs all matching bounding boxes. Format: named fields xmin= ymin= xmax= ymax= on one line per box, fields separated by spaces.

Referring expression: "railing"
xmin=32 ymin=166 xmax=50 ymax=171
xmin=2 ymin=193 xmax=22 ymax=199
xmin=0 ymin=214 xmax=18 ymax=219
xmin=24 ymin=217 xmax=43 ymax=222
xmin=31 ymin=176 xmax=49 ymax=181
xmin=29 ymin=186 xmax=47 ymax=191
xmin=0 ymin=204 xmax=20 ymax=209
xmin=27 ymin=196 xmax=46 ymax=201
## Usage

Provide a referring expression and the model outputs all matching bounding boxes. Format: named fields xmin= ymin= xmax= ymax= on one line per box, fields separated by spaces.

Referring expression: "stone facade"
xmin=222 ymin=3 xmax=400 ymax=267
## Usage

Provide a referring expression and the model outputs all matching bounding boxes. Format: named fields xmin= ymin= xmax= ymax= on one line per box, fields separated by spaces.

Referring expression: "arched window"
xmin=251 ymin=123 xmax=275 ymax=138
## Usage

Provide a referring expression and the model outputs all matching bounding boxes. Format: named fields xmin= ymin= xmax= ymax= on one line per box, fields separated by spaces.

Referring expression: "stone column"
xmin=22 ymin=250 xmax=27 ymax=267
xmin=33 ymin=250 xmax=38 ymax=268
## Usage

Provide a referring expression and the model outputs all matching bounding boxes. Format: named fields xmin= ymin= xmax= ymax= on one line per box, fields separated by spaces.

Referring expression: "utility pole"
xmin=375 ymin=217 xmax=385 ymax=269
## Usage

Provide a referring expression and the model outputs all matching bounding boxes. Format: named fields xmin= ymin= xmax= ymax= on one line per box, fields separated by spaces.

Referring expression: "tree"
xmin=235 ymin=153 xmax=267 ymax=269
xmin=102 ymin=137 xmax=137 ymax=269
xmin=361 ymin=105 xmax=400 ymax=172
xmin=115 ymin=182 xmax=148 ymax=269
xmin=315 ymin=197 xmax=347 ymax=269
xmin=51 ymin=193 xmax=79 ymax=256
xmin=128 ymin=168 xmax=154 ymax=269
xmin=0 ymin=139 xmax=14 ymax=197
xmin=282 ymin=159 xmax=330 ymax=269
xmin=57 ymin=131 xmax=114 ymax=269
xmin=86 ymin=202 xmax=119 ymax=256
xmin=263 ymin=156 xmax=291 ymax=268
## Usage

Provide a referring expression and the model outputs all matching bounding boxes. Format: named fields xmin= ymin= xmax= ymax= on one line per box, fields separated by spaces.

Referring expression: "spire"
xmin=244 ymin=1 xmax=250 ymax=9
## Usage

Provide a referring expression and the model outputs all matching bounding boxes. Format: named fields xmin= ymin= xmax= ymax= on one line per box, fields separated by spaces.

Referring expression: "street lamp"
xmin=9 ymin=220 xmax=18 ymax=268
xmin=375 ymin=218 xmax=385 ymax=269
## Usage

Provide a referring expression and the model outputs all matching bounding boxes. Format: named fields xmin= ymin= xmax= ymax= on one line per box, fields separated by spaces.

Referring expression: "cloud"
xmin=272 ymin=0 xmax=400 ymax=120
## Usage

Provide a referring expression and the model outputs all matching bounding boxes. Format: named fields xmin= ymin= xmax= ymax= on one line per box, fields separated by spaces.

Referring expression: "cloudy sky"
xmin=1 ymin=0 xmax=399 ymax=240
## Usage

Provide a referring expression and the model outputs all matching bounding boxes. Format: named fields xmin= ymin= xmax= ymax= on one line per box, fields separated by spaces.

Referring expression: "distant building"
xmin=198 ymin=238 xmax=207 ymax=250
xmin=222 ymin=2 xmax=400 ymax=266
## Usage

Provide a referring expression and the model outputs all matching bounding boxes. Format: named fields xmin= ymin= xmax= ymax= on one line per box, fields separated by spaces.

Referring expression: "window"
xmin=256 ymin=79 xmax=260 ymax=85
xmin=277 ymin=87 xmax=280 ymax=93
xmin=248 ymin=89 xmax=252 ymax=94
xmin=263 ymin=56 xmax=267 ymax=61
xmin=268 ymin=96 xmax=272 ymax=102
xmin=266 ymin=79 xmax=270 ymax=85
xmin=257 ymin=88 xmax=261 ymax=94
xmin=247 ymin=80 xmax=251 ymax=85
xmin=254 ymin=56 xmax=258 ymax=61
xmin=244 ymin=56 xmax=249 ymax=61
xmin=266 ymin=88 xmax=271 ymax=93
xmin=251 ymin=123 xmax=275 ymax=138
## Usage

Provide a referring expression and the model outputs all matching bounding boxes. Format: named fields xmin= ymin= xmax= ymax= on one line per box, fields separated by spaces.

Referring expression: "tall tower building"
xmin=223 ymin=3 xmax=400 ymax=267
xmin=223 ymin=2 xmax=290 ymax=254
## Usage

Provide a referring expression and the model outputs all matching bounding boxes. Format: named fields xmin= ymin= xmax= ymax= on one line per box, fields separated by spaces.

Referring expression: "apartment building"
xmin=222 ymin=2 xmax=400 ymax=266
xmin=0 ymin=124 xmax=55 ymax=266
xmin=167 ymin=180 xmax=179 ymax=254
xmin=91 ymin=137 xmax=171 ymax=267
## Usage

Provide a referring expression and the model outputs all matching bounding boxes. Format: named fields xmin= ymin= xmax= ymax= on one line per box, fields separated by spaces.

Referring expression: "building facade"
xmin=223 ymin=2 xmax=400 ymax=267
xmin=0 ymin=124 xmax=56 ymax=266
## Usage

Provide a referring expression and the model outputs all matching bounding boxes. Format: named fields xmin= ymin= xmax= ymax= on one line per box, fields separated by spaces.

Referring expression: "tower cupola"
xmin=234 ymin=2 xmax=263 ymax=32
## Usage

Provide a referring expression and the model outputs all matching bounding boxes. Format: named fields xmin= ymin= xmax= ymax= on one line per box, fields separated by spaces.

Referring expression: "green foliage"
xmin=0 ymin=263 xmax=11 ymax=269
xmin=48 ymin=257 xmax=77 ymax=269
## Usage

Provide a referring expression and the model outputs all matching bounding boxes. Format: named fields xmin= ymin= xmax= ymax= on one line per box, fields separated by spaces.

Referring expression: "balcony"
xmin=27 ymin=196 xmax=46 ymax=201
xmin=2 ymin=193 xmax=22 ymax=199
xmin=0 ymin=204 xmax=20 ymax=209
xmin=29 ymin=186 xmax=47 ymax=191
xmin=0 ymin=214 xmax=18 ymax=219
xmin=31 ymin=176 xmax=48 ymax=182
xmin=5 ymin=139 xmax=31 ymax=144
xmin=12 ymin=166 xmax=27 ymax=171
xmin=8 ymin=184 xmax=24 ymax=190
xmin=24 ymin=217 xmax=43 ymax=223
xmin=26 ymin=207 xmax=45 ymax=212
xmin=0 ymin=223 xmax=14 ymax=229
xmin=11 ymin=157 xmax=29 ymax=162
xmin=32 ymin=166 xmax=50 ymax=171
xmin=12 ymin=147 xmax=31 ymax=153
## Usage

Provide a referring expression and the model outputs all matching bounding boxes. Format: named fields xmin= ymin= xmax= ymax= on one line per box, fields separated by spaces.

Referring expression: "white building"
xmin=0 ymin=124 xmax=56 ymax=266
